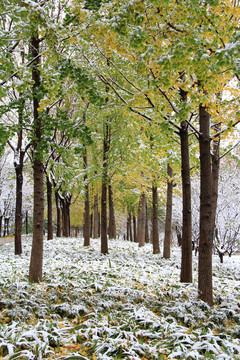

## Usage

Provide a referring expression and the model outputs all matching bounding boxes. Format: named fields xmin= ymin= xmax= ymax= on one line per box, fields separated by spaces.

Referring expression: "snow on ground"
xmin=0 ymin=237 xmax=239 ymax=359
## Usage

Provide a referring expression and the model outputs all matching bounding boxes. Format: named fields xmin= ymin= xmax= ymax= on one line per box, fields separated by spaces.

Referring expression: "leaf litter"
xmin=0 ymin=237 xmax=239 ymax=359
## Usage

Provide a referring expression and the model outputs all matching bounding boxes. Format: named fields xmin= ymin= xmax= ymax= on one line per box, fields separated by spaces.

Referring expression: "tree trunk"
xmin=198 ymin=104 xmax=213 ymax=306
xmin=101 ymin=122 xmax=109 ymax=254
xmin=127 ymin=213 xmax=130 ymax=241
xmin=211 ymin=123 xmax=220 ymax=237
xmin=14 ymin=161 xmax=23 ymax=255
xmin=29 ymin=161 xmax=44 ymax=282
xmin=145 ymin=202 xmax=149 ymax=243
xmin=218 ymin=251 xmax=224 ymax=264
xmin=55 ymin=190 xmax=61 ymax=237
xmin=108 ymin=184 xmax=116 ymax=239
xmin=98 ymin=211 xmax=101 ymax=237
xmin=129 ymin=213 xmax=133 ymax=242
xmin=74 ymin=226 xmax=79 ymax=237
xmin=90 ymin=213 xmax=93 ymax=238
xmin=152 ymin=185 xmax=160 ymax=254
xmin=101 ymin=179 xmax=108 ymax=253
xmin=133 ymin=215 xmax=137 ymax=242
xmin=61 ymin=199 xmax=67 ymax=237
xmin=138 ymin=193 xmax=146 ymax=247
xmin=163 ymin=164 xmax=173 ymax=259
xmin=93 ymin=193 xmax=99 ymax=238
xmin=25 ymin=211 xmax=28 ymax=235
xmin=61 ymin=194 xmax=71 ymax=237
xmin=180 ymin=121 xmax=192 ymax=283
xmin=13 ymin=98 xmax=25 ymax=255
xmin=83 ymin=151 xmax=90 ymax=246
xmin=47 ymin=176 xmax=53 ymax=240
xmin=3 ymin=217 xmax=7 ymax=237
xmin=29 ymin=31 xmax=44 ymax=283
xmin=5 ymin=218 xmax=10 ymax=236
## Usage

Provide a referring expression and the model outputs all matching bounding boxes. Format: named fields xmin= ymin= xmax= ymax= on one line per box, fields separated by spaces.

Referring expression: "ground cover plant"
xmin=0 ymin=237 xmax=239 ymax=360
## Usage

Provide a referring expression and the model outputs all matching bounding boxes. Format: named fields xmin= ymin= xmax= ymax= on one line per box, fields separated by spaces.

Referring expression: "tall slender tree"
xmin=163 ymin=164 xmax=173 ymax=259
xmin=198 ymin=104 xmax=213 ymax=306
xmin=29 ymin=29 xmax=45 ymax=283
xmin=152 ymin=184 xmax=160 ymax=254
xmin=101 ymin=120 xmax=109 ymax=254
xmin=179 ymin=120 xmax=192 ymax=283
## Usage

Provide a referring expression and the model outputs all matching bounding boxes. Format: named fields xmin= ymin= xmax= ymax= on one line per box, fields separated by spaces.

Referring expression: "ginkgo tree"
xmin=1 ymin=0 xmax=240 ymax=309
xmin=84 ymin=0 xmax=240 ymax=306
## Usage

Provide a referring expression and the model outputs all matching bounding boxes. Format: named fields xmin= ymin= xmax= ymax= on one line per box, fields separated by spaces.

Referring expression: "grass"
xmin=0 ymin=236 xmax=239 ymax=359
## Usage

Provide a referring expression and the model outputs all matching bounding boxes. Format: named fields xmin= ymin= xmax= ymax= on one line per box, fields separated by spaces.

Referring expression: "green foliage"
xmin=59 ymin=60 xmax=104 ymax=106
xmin=72 ymin=124 xmax=93 ymax=148
xmin=0 ymin=124 xmax=10 ymax=156
xmin=84 ymin=0 xmax=102 ymax=11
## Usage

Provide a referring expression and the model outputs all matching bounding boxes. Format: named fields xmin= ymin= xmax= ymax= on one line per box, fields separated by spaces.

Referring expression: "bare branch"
xmin=220 ymin=139 xmax=240 ymax=159
xmin=149 ymin=69 xmax=179 ymax=113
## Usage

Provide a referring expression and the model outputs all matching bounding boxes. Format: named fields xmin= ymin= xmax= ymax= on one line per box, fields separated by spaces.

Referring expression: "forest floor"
xmin=0 ymin=237 xmax=239 ymax=360
xmin=0 ymin=235 xmax=14 ymax=246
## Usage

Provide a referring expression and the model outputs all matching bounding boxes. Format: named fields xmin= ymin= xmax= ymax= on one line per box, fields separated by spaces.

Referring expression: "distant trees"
xmin=214 ymin=159 xmax=240 ymax=262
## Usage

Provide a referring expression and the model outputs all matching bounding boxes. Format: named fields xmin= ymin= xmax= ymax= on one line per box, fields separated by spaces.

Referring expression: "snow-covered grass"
xmin=0 ymin=237 xmax=240 ymax=360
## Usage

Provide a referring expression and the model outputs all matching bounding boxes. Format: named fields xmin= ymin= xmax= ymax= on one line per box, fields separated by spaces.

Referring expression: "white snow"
xmin=0 ymin=237 xmax=239 ymax=359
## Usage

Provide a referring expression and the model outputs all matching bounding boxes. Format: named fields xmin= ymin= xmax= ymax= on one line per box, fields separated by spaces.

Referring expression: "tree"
xmin=152 ymin=183 xmax=160 ymax=253
xmin=137 ymin=192 xmax=146 ymax=247
xmin=101 ymin=120 xmax=109 ymax=254
xmin=7 ymin=99 xmax=31 ymax=254
xmin=46 ymin=174 xmax=53 ymax=240
xmin=163 ymin=164 xmax=173 ymax=259
xmin=198 ymin=104 xmax=213 ymax=305
xmin=83 ymin=147 xmax=90 ymax=246
xmin=29 ymin=28 xmax=45 ymax=283
xmin=108 ymin=183 xmax=116 ymax=239
xmin=179 ymin=121 xmax=192 ymax=283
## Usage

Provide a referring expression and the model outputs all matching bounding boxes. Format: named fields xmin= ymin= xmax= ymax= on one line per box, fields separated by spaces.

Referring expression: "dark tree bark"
xmin=127 ymin=213 xmax=130 ymax=241
xmin=74 ymin=226 xmax=79 ymax=237
xmin=137 ymin=192 xmax=146 ymax=247
xmin=12 ymin=98 xmax=26 ymax=255
xmin=108 ymin=184 xmax=116 ymax=239
xmin=127 ymin=211 xmax=133 ymax=241
xmin=152 ymin=185 xmax=160 ymax=254
xmin=98 ymin=211 xmax=101 ymax=237
xmin=55 ymin=190 xmax=61 ymax=237
xmin=101 ymin=179 xmax=108 ymax=253
xmin=83 ymin=150 xmax=90 ymax=246
xmin=25 ymin=211 xmax=29 ymax=235
xmin=176 ymin=224 xmax=182 ymax=246
xmin=145 ymin=202 xmax=149 ymax=243
xmin=46 ymin=175 xmax=53 ymax=240
xmin=61 ymin=193 xmax=71 ymax=237
xmin=90 ymin=213 xmax=93 ymax=238
xmin=101 ymin=122 xmax=109 ymax=254
xmin=93 ymin=193 xmax=99 ymax=238
xmin=133 ymin=214 xmax=137 ymax=242
xmin=29 ymin=31 xmax=44 ymax=283
xmin=180 ymin=121 xmax=192 ymax=283
xmin=4 ymin=218 xmax=10 ymax=236
xmin=163 ymin=164 xmax=173 ymax=259
xmin=198 ymin=104 xmax=213 ymax=306
xmin=211 ymin=123 xmax=220 ymax=237
xmin=14 ymin=158 xmax=23 ymax=254
xmin=129 ymin=213 xmax=133 ymax=242
xmin=0 ymin=216 xmax=2 ymax=237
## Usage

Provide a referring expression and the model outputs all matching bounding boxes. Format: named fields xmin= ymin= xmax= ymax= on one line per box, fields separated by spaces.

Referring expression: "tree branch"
xmin=220 ymin=139 xmax=240 ymax=159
